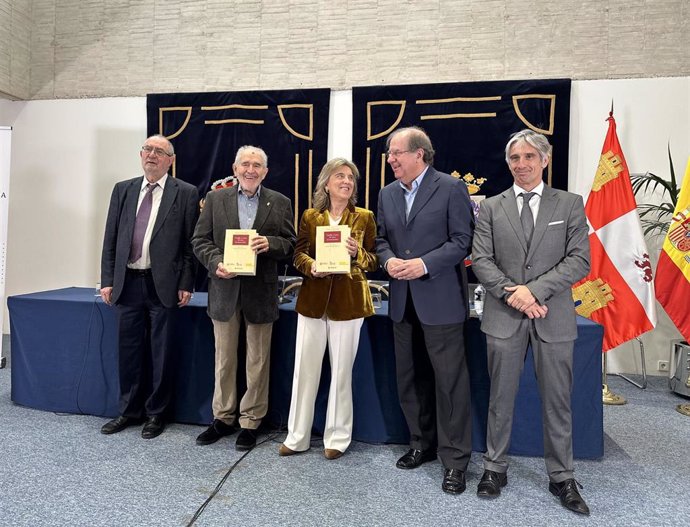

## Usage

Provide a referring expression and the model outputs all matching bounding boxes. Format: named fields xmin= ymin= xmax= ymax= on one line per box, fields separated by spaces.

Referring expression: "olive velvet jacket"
xmin=294 ymin=205 xmax=379 ymax=321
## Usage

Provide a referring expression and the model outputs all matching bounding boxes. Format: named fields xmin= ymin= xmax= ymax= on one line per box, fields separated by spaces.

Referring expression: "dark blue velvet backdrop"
xmin=146 ymin=89 xmax=331 ymax=289
xmin=146 ymin=88 xmax=331 ymax=223
xmin=352 ymin=79 xmax=572 ymax=216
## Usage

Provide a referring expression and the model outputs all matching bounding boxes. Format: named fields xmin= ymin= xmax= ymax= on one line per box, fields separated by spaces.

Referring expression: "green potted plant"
xmin=630 ymin=145 xmax=680 ymax=237
xmin=632 ymin=146 xmax=690 ymax=415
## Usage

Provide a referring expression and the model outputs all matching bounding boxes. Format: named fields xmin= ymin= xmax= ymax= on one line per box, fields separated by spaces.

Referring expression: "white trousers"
xmin=283 ymin=314 xmax=364 ymax=452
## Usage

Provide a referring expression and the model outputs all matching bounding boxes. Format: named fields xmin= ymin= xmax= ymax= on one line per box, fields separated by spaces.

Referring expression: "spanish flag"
xmin=655 ymin=157 xmax=690 ymax=342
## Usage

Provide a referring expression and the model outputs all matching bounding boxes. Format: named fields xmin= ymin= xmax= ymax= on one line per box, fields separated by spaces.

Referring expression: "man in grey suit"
xmin=471 ymin=130 xmax=591 ymax=514
xmin=192 ymin=145 xmax=296 ymax=451
xmin=100 ymin=134 xmax=199 ymax=439
xmin=376 ymin=127 xmax=474 ymax=494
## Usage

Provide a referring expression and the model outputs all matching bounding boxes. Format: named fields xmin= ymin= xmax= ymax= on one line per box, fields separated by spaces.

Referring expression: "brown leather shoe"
xmin=324 ymin=448 xmax=344 ymax=460
xmin=278 ymin=444 xmax=297 ymax=456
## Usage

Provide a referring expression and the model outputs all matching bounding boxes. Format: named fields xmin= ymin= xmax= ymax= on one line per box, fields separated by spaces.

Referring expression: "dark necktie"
xmin=520 ymin=192 xmax=535 ymax=247
xmin=129 ymin=183 xmax=156 ymax=263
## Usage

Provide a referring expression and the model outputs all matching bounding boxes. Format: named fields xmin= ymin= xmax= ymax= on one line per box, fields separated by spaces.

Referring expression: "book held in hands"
xmin=223 ymin=229 xmax=257 ymax=275
xmin=315 ymin=225 xmax=351 ymax=274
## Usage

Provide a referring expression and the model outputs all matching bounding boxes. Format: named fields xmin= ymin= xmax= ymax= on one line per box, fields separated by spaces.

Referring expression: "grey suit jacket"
xmin=471 ymin=185 xmax=590 ymax=342
xmin=101 ymin=175 xmax=200 ymax=308
xmin=375 ymin=167 xmax=474 ymax=325
xmin=192 ymin=186 xmax=296 ymax=324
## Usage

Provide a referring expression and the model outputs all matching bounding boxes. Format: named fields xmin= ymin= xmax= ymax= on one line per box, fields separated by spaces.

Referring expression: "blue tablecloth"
xmin=8 ymin=287 xmax=603 ymax=458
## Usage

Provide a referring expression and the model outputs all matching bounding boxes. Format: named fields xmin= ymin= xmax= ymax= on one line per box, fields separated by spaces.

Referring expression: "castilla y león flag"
xmin=655 ymin=157 xmax=690 ymax=342
xmin=572 ymin=112 xmax=656 ymax=351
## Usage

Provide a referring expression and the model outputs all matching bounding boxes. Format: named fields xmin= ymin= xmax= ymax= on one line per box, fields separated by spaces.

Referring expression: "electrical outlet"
xmin=658 ymin=360 xmax=669 ymax=372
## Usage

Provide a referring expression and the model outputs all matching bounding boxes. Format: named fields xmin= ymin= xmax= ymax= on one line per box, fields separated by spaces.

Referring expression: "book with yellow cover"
xmin=223 ymin=229 xmax=257 ymax=276
xmin=315 ymin=225 xmax=351 ymax=274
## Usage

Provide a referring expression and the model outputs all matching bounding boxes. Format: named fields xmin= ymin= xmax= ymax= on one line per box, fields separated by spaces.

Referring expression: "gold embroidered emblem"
xmin=451 ymin=171 xmax=486 ymax=195
xmin=592 ymin=150 xmax=625 ymax=192
xmin=573 ymin=278 xmax=614 ymax=318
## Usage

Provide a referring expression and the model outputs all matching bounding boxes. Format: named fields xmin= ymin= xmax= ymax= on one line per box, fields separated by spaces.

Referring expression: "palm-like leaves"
xmin=630 ymin=145 xmax=679 ymax=237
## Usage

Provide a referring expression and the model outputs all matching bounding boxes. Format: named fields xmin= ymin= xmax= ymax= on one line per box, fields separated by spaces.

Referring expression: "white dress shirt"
xmin=128 ymin=174 xmax=168 ymax=270
xmin=513 ymin=180 xmax=544 ymax=226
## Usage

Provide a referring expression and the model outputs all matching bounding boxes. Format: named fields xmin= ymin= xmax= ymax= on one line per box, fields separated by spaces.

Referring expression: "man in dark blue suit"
xmin=376 ymin=126 xmax=475 ymax=494
xmin=99 ymin=134 xmax=199 ymax=439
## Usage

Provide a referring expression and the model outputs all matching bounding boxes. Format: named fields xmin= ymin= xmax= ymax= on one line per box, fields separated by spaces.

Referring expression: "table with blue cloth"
xmin=8 ymin=287 xmax=603 ymax=458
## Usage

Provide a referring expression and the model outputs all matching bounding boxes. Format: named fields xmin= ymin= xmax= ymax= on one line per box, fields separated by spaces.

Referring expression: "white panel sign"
xmin=0 ymin=126 xmax=11 ymax=363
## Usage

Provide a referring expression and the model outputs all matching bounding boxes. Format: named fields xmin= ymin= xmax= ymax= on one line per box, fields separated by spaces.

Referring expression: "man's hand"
xmin=505 ymin=285 xmax=537 ymax=311
xmin=385 ymin=257 xmax=405 ymax=276
xmin=523 ymin=303 xmax=548 ymax=319
xmin=216 ymin=262 xmax=237 ymax=279
xmin=389 ymin=258 xmax=426 ymax=280
xmin=100 ymin=286 xmax=113 ymax=305
xmin=178 ymin=290 xmax=192 ymax=307
xmin=251 ymin=235 xmax=270 ymax=254
xmin=505 ymin=285 xmax=548 ymax=319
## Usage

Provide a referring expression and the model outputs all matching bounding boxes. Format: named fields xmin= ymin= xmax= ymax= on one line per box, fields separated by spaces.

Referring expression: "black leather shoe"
xmin=235 ymin=428 xmax=257 ymax=450
xmin=549 ymin=479 xmax=590 ymax=516
xmin=101 ymin=415 xmax=139 ymax=435
xmin=196 ymin=420 xmax=237 ymax=445
xmin=442 ymin=469 xmax=466 ymax=495
xmin=396 ymin=448 xmax=437 ymax=469
xmin=477 ymin=470 xmax=508 ymax=498
xmin=141 ymin=416 xmax=165 ymax=439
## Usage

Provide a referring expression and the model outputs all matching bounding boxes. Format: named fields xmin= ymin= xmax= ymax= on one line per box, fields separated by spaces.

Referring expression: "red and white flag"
xmin=572 ymin=111 xmax=656 ymax=351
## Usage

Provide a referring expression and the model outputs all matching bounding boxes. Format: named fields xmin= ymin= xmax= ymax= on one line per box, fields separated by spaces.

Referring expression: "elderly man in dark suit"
xmin=471 ymin=129 xmax=591 ymax=515
xmin=376 ymin=126 xmax=475 ymax=495
xmin=100 ymin=134 xmax=199 ymax=439
xmin=192 ymin=145 xmax=296 ymax=451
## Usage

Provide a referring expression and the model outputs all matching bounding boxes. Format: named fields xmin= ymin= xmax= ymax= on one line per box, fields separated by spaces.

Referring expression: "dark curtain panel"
xmin=147 ymin=88 xmax=330 ymax=289
xmin=352 ymin=79 xmax=571 ymax=216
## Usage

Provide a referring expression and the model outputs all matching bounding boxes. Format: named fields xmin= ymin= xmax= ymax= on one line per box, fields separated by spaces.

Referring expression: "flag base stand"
xmin=609 ymin=338 xmax=648 ymax=389
xmin=602 ymin=353 xmax=627 ymax=405
xmin=602 ymin=384 xmax=627 ymax=405
xmin=676 ymin=404 xmax=690 ymax=417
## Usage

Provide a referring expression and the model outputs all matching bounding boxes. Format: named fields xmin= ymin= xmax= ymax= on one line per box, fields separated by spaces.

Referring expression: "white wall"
xmin=0 ymin=97 xmax=146 ymax=306
xmin=569 ymin=78 xmax=690 ymax=374
xmin=1 ymin=76 xmax=689 ymax=375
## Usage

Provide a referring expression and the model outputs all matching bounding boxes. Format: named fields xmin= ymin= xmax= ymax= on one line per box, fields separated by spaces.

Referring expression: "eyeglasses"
xmin=386 ymin=149 xmax=414 ymax=158
xmin=142 ymin=145 xmax=173 ymax=157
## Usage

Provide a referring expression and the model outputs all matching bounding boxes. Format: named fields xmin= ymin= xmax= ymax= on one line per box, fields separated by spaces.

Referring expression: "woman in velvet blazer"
xmin=279 ymin=158 xmax=378 ymax=459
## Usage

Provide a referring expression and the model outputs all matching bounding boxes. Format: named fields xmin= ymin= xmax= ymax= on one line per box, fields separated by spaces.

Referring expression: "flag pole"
xmin=602 ymin=351 xmax=627 ymax=405
xmin=610 ymin=337 xmax=647 ymax=389
xmin=678 ymin=371 xmax=690 ymax=416
xmin=598 ymin=102 xmax=627 ymax=405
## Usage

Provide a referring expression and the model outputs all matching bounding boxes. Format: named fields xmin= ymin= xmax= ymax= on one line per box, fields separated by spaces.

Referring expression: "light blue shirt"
xmin=400 ymin=166 xmax=429 ymax=219
xmin=238 ymin=186 xmax=261 ymax=229
xmin=387 ymin=166 xmax=429 ymax=275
